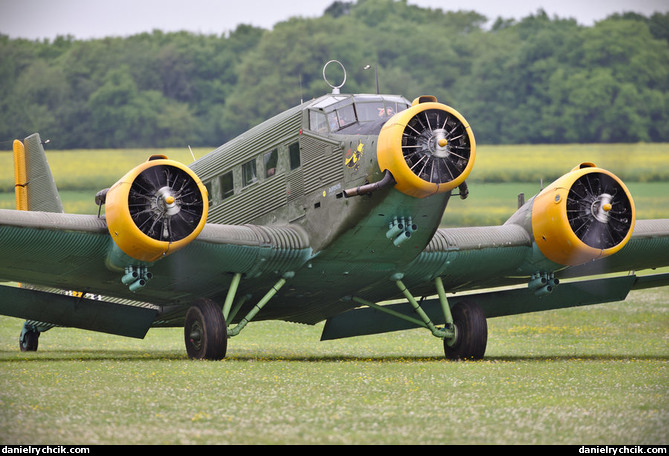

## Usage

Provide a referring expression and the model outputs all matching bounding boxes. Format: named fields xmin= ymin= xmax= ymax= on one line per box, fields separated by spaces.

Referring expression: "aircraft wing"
xmin=321 ymin=218 xmax=669 ymax=341
xmin=414 ymin=218 xmax=669 ymax=292
xmin=1 ymin=135 xmax=314 ymax=341
xmin=0 ymin=208 xmax=312 ymax=338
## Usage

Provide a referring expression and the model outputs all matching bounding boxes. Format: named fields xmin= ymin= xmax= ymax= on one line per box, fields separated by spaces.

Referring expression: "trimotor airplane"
xmin=1 ymin=61 xmax=668 ymax=360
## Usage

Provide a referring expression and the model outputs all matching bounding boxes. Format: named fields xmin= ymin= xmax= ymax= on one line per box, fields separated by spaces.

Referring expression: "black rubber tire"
xmin=443 ymin=301 xmax=487 ymax=360
xmin=19 ymin=330 xmax=39 ymax=352
xmin=184 ymin=299 xmax=227 ymax=360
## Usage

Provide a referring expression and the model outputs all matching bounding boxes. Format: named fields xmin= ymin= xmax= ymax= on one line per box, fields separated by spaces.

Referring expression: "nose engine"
xmin=377 ymin=96 xmax=476 ymax=198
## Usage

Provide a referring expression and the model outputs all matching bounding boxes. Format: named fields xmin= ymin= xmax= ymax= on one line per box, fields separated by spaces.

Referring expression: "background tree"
xmin=0 ymin=0 xmax=667 ymax=148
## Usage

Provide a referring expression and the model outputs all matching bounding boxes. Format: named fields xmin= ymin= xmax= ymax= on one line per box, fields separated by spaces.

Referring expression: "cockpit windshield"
xmin=308 ymin=94 xmax=410 ymax=134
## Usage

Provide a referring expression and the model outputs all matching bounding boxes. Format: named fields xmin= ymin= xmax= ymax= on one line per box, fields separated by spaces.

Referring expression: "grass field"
xmin=0 ymin=286 xmax=667 ymax=445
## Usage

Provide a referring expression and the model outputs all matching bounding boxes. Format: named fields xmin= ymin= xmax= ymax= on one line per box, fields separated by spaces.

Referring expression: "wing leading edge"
xmin=0 ymin=208 xmax=312 ymax=335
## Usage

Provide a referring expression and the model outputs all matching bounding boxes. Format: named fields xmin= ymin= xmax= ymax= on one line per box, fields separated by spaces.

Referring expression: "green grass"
xmin=469 ymin=143 xmax=669 ymax=183
xmin=1 ymin=286 xmax=667 ymax=445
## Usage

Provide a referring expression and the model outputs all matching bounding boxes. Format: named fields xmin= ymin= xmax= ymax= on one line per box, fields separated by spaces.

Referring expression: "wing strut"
xmin=392 ymin=274 xmax=454 ymax=340
xmin=227 ymin=273 xmax=292 ymax=337
xmin=345 ymin=275 xmax=457 ymax=340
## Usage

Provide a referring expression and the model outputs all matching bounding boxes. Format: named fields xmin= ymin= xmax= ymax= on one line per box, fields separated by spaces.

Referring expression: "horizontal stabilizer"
xmin=0 ymin=284 xmax=157 ymax=339
xmin=321 ymin=274 xmax=669 ymax=341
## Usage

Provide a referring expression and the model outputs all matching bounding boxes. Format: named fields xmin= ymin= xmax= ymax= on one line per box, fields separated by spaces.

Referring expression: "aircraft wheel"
xmin=443 ymin=301 xmax=487 ymax=360
xmin=184 ymin=299 xmax=227 ymax=360
xmin=19 ymin=330 xmax=39 ymax=352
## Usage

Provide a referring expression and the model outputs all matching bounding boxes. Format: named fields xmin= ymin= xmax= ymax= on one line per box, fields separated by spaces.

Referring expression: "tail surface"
xmin=13 ymin=133 xmax=63 ymax=213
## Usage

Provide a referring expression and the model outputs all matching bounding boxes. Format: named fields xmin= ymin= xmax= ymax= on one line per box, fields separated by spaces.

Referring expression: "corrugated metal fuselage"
xmin=189 ymin=95 xmax=452 ymax=323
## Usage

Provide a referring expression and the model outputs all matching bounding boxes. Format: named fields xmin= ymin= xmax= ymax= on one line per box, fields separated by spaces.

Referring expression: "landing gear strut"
xmin=396 ymin=275 xmax=488 ymax=360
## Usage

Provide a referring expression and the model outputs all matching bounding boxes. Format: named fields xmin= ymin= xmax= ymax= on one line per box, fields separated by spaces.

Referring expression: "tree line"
xmin=1 ymin=0 xmax=668 ymax=149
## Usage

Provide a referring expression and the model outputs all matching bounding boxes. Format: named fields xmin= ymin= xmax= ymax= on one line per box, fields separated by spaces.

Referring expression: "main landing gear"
xmin=19 ymin=321 xmax=54 ymax=353
xmin=184 ymin=299 xmax=228 ymax=360
xmin=353 ymin=275 xmax=488 ymax=360
xmin=184 ymin=272 xmax=487 ymax=361
xmin=19 ymin=326 xmax=40 ymax=352
xmin=184 ymin=272 xmax=291 ymax=360
xmin=443 ymin=301 xmax=487 ymax=360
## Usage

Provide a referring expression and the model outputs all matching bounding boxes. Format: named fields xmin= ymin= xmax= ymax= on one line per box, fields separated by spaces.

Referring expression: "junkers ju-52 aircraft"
xmin=2 ymin=61 xmax=668 ymax=360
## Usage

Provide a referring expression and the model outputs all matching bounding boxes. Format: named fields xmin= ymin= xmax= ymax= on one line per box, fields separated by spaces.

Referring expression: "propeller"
xmin=401 ymin=108 xmax=472 ymax=185
xmin=127 ymin=164 xmax=205 ymax=243
xmin=566 ymin=172 xmax=633 ymax=250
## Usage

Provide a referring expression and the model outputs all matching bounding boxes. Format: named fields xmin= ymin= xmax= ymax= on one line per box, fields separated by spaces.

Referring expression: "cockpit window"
xmin=357 ymin=102 xmax=398 ymax=121
xmin=356 ymin=102 xmax=383 ymax=121
xmin=327 ymin=104 xmax=356 ymax=131
xmin=384 ymin=99 xmax=409 ymax=116
xmin=309 ymin=111 xmax=328 ymax=134
xmin=308 ymin=95 xmax=410 ymax=133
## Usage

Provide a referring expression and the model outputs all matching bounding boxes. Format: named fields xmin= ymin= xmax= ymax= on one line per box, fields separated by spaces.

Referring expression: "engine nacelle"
xmin=377 ymin=96 xmax=476 ymax=198
xmin=531 ymin=163 xmax=635 ymax=266
xmin=105 ymin=156 xmax=208 ymax=262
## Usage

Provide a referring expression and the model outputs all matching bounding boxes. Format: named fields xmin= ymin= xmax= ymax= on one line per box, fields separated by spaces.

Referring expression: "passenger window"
xmin=289 ymin=142 xmax=300 ymax=170
xmin=219 ymin=171 xmax=234 ymax=199
xmin=264 ymin=149 xmax=278 ymax=178
xmin=204 ymin=181 xmax=213 ymax=205
xmin=242 ymin=160 xmax=257 ymax=187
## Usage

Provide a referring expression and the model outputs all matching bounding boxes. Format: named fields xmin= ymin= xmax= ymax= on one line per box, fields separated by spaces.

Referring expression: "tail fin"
xmin=13 ymin=133 xmax=64 ymax=213
xmin=13 ymin=139 xmax=28 ymax=210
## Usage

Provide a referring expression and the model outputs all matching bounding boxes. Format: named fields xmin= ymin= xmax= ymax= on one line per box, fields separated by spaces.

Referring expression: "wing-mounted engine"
xmin=104 ymin=156 xmax=208 ymax=263
xmin=531 ymin=163 xmax=635 ymax=266
xmin=377 ymin=96 xmax=476 ymax=198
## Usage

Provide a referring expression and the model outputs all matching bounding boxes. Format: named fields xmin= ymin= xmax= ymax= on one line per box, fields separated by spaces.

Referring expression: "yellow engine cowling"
xmin=377 ymin=96 xmax=476 ymax=198
xmin=531 ymin=163 xmax=635 ymax=266
xmin=105 ymin=156 xmax=208 ymax=262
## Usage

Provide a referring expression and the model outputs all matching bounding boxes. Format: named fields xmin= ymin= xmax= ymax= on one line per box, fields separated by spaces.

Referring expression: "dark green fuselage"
xmin=189 ymin=93 xmax=452 ymax=322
